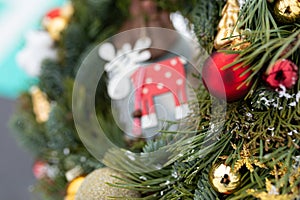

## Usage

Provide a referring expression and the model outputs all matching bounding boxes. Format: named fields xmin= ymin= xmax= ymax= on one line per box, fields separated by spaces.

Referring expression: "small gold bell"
xmin=209 ymin=162 xmax=241 ymax=194
xmin=273 ymin=0 xmax=300 ymax=24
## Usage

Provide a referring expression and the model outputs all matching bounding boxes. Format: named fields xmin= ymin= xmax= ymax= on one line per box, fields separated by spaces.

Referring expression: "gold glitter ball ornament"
xmin=75 ymin=168 xmax=140 ymax=200
xmin=209 ymin=163 xmax=241 ymax=194
xmin=273 ymin=0 xmax=300 ymax=23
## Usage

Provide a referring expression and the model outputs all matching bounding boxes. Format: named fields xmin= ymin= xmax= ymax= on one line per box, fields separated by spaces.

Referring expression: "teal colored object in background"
xmin=0 ymin=0 xmax=65 ymax=99
xmin=0 ymin=2 xmax=6 ymax=15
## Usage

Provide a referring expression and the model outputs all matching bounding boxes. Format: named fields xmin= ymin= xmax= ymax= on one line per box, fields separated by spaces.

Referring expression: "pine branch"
xmin=39 ymin=60 xmax=64 ymax=101
xmin=225 ymin=27 xmax=300 ymax=84
xmin=218 ymin=0 xmax=300 ymax=96
xmin=194 ymin=167 xmax=220 ymax=200
xmin=9 ymin=94 xmax=48 ymax=156
xmin=32 ymin=175 xmax=67 ymax=200
xmin=192 ymin=0 xmax=225 ymax=53
xmin=238 ymin=0 xmax=279 ymax=42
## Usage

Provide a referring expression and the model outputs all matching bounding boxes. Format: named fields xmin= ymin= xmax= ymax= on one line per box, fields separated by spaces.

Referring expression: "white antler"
xmin=134 ymin=37 xmax=151 ymax=50
xmin=99 ymin=37 xmax=151 ymax=72
xmin=98 ymin=43 xmax=116 ymax=61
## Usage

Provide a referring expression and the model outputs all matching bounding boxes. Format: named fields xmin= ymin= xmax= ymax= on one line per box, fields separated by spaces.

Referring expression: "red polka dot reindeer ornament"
xmin=98 ymin=36 xmax=189 ymax=136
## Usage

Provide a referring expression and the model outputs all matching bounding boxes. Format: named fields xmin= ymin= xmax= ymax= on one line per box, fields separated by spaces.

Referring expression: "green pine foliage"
xmin=192 ymin=0 xmax=225 ymax=53
xmin=10 ymin=0 xmax=132 ymax=199
xmin=103 ymin=0 xmax=300 ymax=199
xmin=39 ymin=60 xmax=64 ymax=101
xmin=10 ymin=93 xmax=48 ymax=156
xmin=10 ymin=0 xmax=300 ymax=199
xmin=194 ymin=167 xmax=220 ymax=200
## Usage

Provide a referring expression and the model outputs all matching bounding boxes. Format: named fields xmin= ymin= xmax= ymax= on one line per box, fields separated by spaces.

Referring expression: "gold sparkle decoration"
xmin=233 ymin=144 xmax=266 ymax=173
xmin=273 ymin=0 xmax=300 ymax=24
xmin=289 ymin=167 xmax=300 ymax=194
xmin=30 ymin=86 xmax=51 ymax=123
xmin=214 ymin=0 xmax=241 ymax=49
xmin=247 ymin=178 xmax=298 ymax=200
xmin=270 ymin=162 xmax=287 ymax=177
xmin=75 ymin=167 xmax=140 ymax=200
xmin=209 ymin=162 xmax=241 ymax=194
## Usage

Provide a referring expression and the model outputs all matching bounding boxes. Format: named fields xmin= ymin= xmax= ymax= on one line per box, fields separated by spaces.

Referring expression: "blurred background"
xmin=0 ymin=0 xmax=65 ymax=199
xmin=0 ymin=98 xmax=35 ymax=199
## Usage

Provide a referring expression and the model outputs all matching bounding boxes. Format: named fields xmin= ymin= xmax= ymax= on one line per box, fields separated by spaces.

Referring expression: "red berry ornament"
xmin=42 ymin=4 xmax=74 ymax=41
xmin=45 ymin=8 xmax=61 ymax=19
xmin=264 ymin=59 xmax=298 ymax=89
xmin=32 ymin=160 xmax=48 ymax=179
xmin=202 ymin=52 xmax=252 ymax=102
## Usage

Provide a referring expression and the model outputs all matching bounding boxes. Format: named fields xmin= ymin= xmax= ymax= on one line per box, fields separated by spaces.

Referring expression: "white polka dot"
xmin=170 ymin=59 xmax=177 ymax=66
xmin=142 ymin=88 xmax=149 ymax=94
xmin=176 ymin=79 xmax=183 ymax=85
xmin=179 ymin=57 xmax=186 ymax=64
xmin=157 ymin=83 xmax=164 ymax=90
xmin=146 ymin=78 xmax=152 ymax=83
xmin=165 ymin=72 xmax=172 ymax=78
xmin=154 ymin=64 xmax=161 ymax=71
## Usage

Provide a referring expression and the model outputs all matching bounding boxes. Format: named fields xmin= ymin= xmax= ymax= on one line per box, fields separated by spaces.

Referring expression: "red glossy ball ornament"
xmin=202 ymin=52 xmax=252 ymax=102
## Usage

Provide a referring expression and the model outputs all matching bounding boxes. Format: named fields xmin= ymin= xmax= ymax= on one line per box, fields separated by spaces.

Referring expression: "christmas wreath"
xmin=11 ymin=0 xmax=300 ymax=199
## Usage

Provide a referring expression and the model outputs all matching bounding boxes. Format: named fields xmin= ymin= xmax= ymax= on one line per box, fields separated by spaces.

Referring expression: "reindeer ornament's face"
xmin=107 ymin=76 xmax=132 ymax=100
xmin=99 ymin=37 xmax=152 ymax=100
